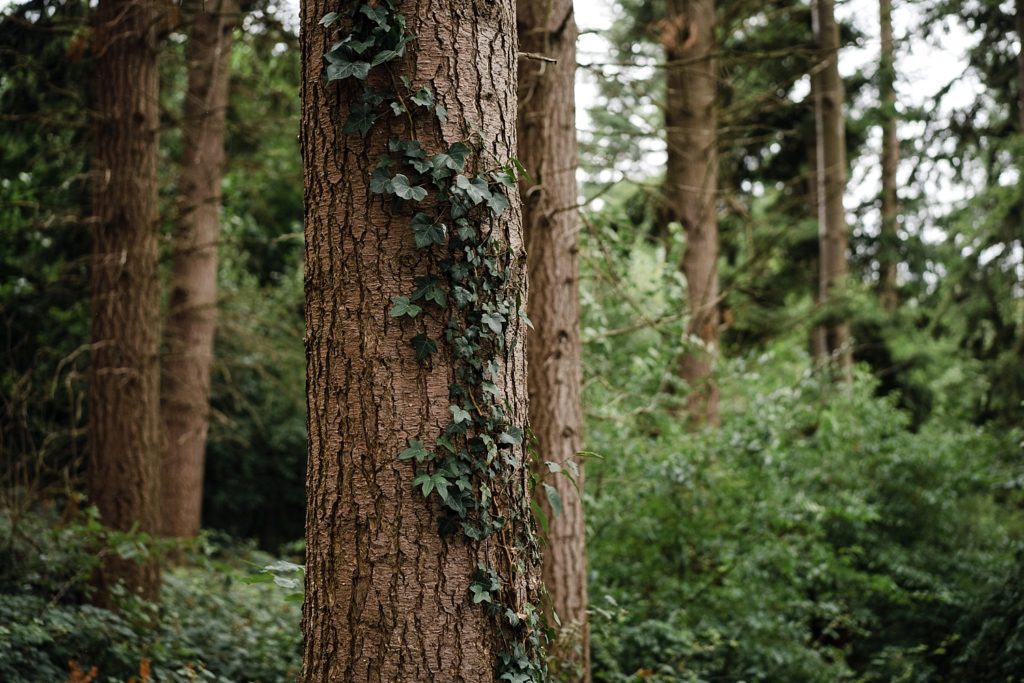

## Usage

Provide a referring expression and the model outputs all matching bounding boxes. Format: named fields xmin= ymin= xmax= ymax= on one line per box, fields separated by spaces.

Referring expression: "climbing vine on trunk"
xmin=317 ymin=2 xmax=548 ymax=680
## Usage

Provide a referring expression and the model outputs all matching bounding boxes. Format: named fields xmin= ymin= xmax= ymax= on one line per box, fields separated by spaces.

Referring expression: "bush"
xmin=0 ymin=509 xmax=301 ymax=682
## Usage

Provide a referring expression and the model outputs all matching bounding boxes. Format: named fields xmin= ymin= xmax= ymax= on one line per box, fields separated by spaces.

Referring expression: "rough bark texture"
xmin=811 ymin=0 xmax=853 ymax=376
xmin=299 ymin=1 xmax=530 ymax=680
xmin=517 ymin=0 xmax=588 ymax=679
xmin=878 ymin=0 xmax=899 ymax=312
xmin=160 ymin=0 xmax=237 ymax=538
xmin=662 ymin=0 xmax=720 ymax=425
xmin=88 ymin=0 xmax=165 ymax=602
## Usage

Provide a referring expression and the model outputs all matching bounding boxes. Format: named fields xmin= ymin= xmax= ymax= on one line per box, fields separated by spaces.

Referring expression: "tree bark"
xmin=878 ymin=0 xmax=899 ymax=312
xmin=811 ymin=0 xmax=853 ymax=376
xmin=88 ymin=0 xmax=166 ymax=602
xmin=299 ymin=1 xmax=533 ymax=680
xmin=517 ymin=1 xmax=588 ymax=679
xmin=662 ymin=0 xmax=721 ymax=425
xmin=160 ymin=0 xmax=237 ymax=538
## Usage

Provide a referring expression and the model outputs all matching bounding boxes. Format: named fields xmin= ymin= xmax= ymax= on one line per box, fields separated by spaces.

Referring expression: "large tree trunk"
xmin=88 ymin=0 xmax=165 ymax=602
xmin=878 ymin=0 xmax=899 ymax=312
xmin=160 ymin=0 xmax=237 ymax=538
xmin=811 ymin=0 xmax=853 ymax=376
xmin=517 ymin=1 xmax=589 ymax=679
xmin=300 ymin=1 xmax=536 ymax=680
xmin=662 ymin=0 xmax=720 ymax=425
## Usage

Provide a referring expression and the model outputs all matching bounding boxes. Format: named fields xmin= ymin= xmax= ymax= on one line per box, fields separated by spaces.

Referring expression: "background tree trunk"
xmin=878 ymin=0 xmax=899 ymax=312
xmin=517 ymin=1 xmax=589 ymax=679
xmin=299 ymin=1 xmax=531 ymax=680
xmin=88 ymin=0 xmax=165 ymax=602
xmin=663 ymin=0 xmax=720 ymax=425
xmin=160 ymin=0 xmax=237 ymax=538
xmin=811 ymin=0 xmax=853 ymax=376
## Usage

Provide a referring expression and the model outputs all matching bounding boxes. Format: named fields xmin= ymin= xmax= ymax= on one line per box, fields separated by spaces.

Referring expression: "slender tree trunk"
xmin=811 ymin=0 xmax=853 ymax=376
xmin=1017 ymin=0 xmax=1024 ymax=132
xmin=662 ymin=0 xmax=720 ymax=425
xmin=517 ymin=1 xmax=588 ymax=679
xmin=878 ymin=0 xmax=899 ymax=312
xmin=808 ymin=134 xmax=829 ymax=363
xmin=300 ymin=1 xmax=534 ymax=680
xmin=160 ymin=0 xmax=237 ymax=538
xmin=88 ymin=0 xmax=165 ymax=602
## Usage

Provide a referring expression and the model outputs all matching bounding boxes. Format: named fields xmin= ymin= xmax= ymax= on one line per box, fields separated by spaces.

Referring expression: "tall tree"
xmin=160 ymin=0 xmax=237 ymax=538
xmin=811 ymin=0 xmax=853 ymax=375
xmin=878 ymin=0 xmax=899 ymax=311
xmin=661 ymin=0 xmax=721 ymax=424
xmin=87 ymin=0 xmax=166 ymax=600
xmin=517 ymin=0 xmax=589 ymax=679
xmin=300 ymin=1 xmax=542 ymax=681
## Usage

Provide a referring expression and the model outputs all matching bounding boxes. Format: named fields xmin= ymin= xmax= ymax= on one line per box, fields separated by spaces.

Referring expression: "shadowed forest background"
xmin=1 ymin=0 xmax=1023 ymax=681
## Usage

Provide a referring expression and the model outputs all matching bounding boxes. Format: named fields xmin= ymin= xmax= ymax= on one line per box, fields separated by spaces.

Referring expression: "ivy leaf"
xmin=470 ymin=584 xmax=492 ymax=604
xmin=481 ymin=312 xmax=504 ymax=335
xmin=542 ymin=483 xmax=563 ymax=518
xmin=498 ymin=427 xmax=523 ymax=446
xmin=455 ymin=174 xmax=492 ymax=205
xmin=371 ymin=49 xmax=401 ymax=66
xmin=412 ymin=277 xmax=446 ymax=306
xmin=389 ymin=295 xmax=421 ymax=318
xmin=370 ymin=166 xmax=392 ymax=194
xmin=450 ymin=404 xmax=472 ymax=424
xmin=390 ymin=101 xmax=406 ymax=116
xmin=411 ymin=213 xmax=445 ymax=248
xmin=343 ymin=101 xmax=380 ymax=137
xmin=325 ymin=56 xmax=371 ymax=82
xmin=413 ymin=473 xmax=435 ymax=497
xmin=359 ymin=3 xmax=389 ymax=28
xmin=346 ymin=37 xmax=376 ymax=54
xmin=319 ymin=11 xmax=339 ymax=26
xmin=487 ymin=190 xmax=510 ymax=217
xmin=410 ymin=86 xmax=434 ymax=108
xmin=399 ymin=438 xmax=433 ymax=462
xmin=390 ymin=174 xmax=428 ymax=202
xmin=410 ymin=334 xmax=437 ymax=363
xmin=435 ymin=103 xmax=448 ymax=124
xmin=452 ymin=286 xmax=476 ymax=308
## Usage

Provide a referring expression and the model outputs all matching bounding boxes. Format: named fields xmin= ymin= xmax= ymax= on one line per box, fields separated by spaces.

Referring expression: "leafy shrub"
xmin=0 ymin=509 xmax=301 ymax=682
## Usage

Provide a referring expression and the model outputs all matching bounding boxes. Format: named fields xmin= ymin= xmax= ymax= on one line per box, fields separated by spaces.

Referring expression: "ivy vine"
xmin=319 ymin=2 xmax=548 ymax=681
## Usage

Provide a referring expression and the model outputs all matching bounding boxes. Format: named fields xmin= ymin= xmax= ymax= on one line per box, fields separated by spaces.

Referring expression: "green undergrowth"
xmin=0 ymin=509 xmax=301 ymax=682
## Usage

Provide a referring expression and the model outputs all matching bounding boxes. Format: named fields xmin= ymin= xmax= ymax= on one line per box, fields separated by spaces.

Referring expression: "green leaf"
xmin=455 ymin=174 xmax=492 ymax=205
xmin=410 ymin=334 xmax=438 ymax=362
xmin=359 ymin=3 xmax=389 ymax=28
xmin=325 ymin=58 xmax=371 ymax=82
xmin=435 ymin=103 xmax=448 ymax=124
xmin=399 ymin=438 xmax=433 ymax=462
xmin=542 ymin=483 xmax=563 ymax=518
xmin=389 ymin=295 xmax=421 ymax=318
xmin=390 ymin=174 xmax=428 ymax=202
xmin=450 ymin=404 xmax=471 ymax=424
xmin=481 ymin=312 xmax=504 ymax=335
xmin=410 ymin=87 xmax=434 ymax=108
xmin=412 ymin=277 xmax=446 ymax=306
xmin=413 ymin=473 xmax=434 ymax=497
xmin=498 ymin=427 xmax=523 ymax=446
xmin=411 ymin=213 xmax=445 ymax=248
xmin=319 ymin=11 xmax=339 ymax=26
xmin=343 ymin=101 xmax=380 ymax=137
xmin=487 ymin=190 xmax=510 ymax=217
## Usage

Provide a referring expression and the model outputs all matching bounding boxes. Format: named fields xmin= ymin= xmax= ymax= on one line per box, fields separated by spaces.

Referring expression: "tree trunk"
xmin=811 ymin=0 xmax=853 ymax=376
xmin=878 ymin=0 xmax=899 ymax=312
xmin=88 ymin=0 xmax=165 ymax=602
xmin=160 ymin=0 xmax=237 ymax=538
xmin=517 ymin=1 xmax=588 ymax=679
xmin=299 ymin=1 xmax=536 ymax=680
xmin=662 ymin=0 xmax=720 ymax=425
